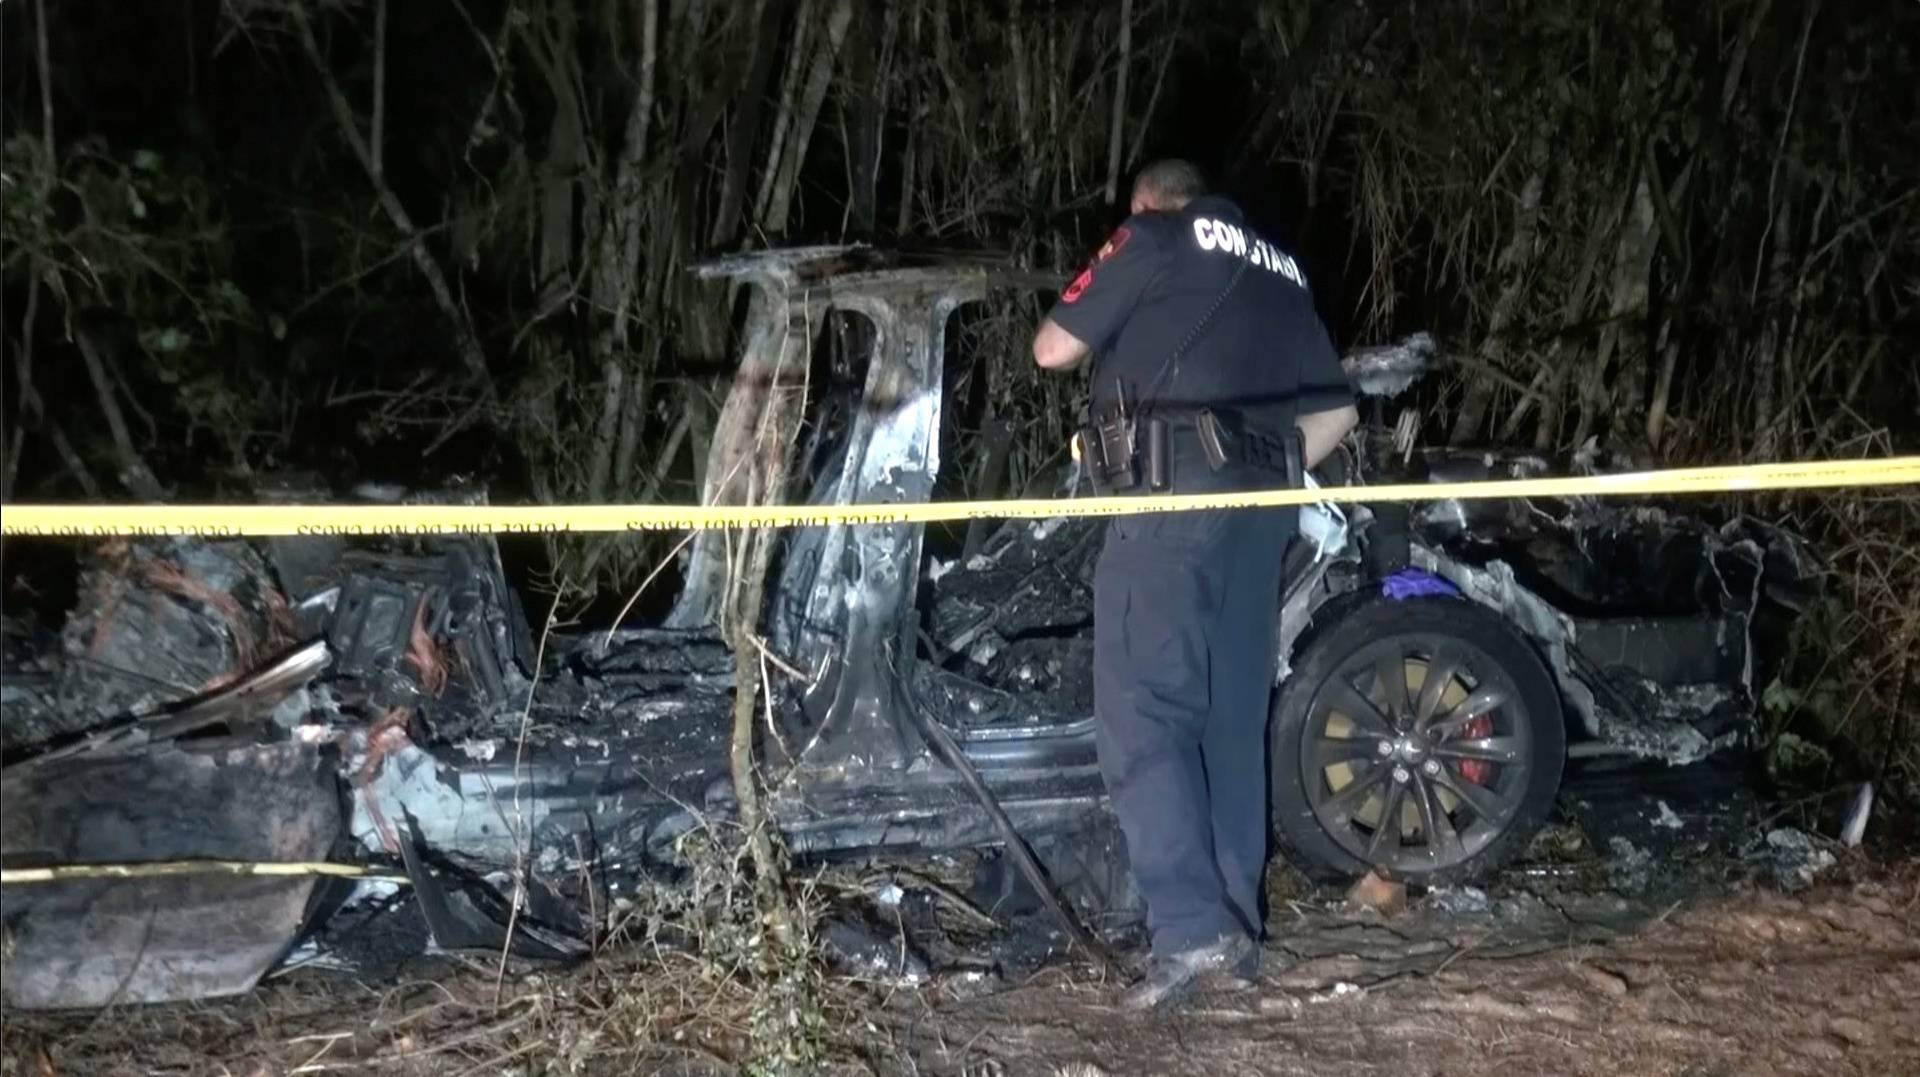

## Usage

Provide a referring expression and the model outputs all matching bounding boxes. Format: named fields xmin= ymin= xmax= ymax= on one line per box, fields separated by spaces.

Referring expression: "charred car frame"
xmin=0 ymin=247 xmax=1816 ymax=1008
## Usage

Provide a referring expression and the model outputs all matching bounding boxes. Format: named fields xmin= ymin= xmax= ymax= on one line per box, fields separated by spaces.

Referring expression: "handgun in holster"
xmin=1195 ymin=408 xmax=1307 ymax=489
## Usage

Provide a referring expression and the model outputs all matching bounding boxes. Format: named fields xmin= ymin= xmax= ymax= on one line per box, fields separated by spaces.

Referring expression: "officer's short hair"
xmin=1131 ymin=159 xmax=1209 ymax=209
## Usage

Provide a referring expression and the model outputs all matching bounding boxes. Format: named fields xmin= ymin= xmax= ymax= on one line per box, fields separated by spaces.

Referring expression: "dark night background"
xmin=3 ymin=1 xmax=1917 ymax=782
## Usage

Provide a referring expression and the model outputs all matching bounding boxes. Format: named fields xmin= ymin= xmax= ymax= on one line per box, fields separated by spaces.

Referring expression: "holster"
xmin=1195 ymin=409 xmax=1306 ymax=489
xmin=1078 ymin=406 xmax=1305 ymax=495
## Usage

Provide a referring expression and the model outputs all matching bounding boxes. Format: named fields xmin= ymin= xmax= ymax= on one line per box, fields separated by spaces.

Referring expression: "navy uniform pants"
xmin=1093 ymin=503 xmax=1294 ymax=957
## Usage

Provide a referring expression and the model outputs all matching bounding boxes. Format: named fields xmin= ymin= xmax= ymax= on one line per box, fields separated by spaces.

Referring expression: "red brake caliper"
xmin=1455 ymin=713 xmax=1495 ymax=786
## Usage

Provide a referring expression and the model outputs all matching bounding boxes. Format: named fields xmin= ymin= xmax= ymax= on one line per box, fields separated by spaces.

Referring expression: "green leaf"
xmin=1761 ymin=677 xmax=1802 ymax=716
xmin=212 ymin=278 xmax=252 ymax=320
xmin=141 ymin=326 xmax=190 ymax=355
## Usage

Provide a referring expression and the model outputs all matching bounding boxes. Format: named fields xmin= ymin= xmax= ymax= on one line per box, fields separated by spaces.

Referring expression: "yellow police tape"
xmin=0 ymin=860 xmax=406 ymax=886
xmin=2 ymin=456 xmax=1917 ymax=538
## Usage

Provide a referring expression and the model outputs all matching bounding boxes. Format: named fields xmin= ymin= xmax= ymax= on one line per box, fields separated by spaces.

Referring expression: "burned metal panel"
xmin=781 ymin=289 xmax=972 ymax=773
xmin=1341 ymin=331 xmax=1438 ymax=398
xmin=14 ymin=641 xmax=331 ymax=772
xmin=316 ymin=544 xmax=535 ymax=740
xmin=1573 ymin=617 xmax=1746 ymax=687
xmin=750 ymin=762 xmax=1106 ymax=859
xmin=922 ymin=515 xmax=1102 ymax=723
xmin=343 ymin=697 xmax=732 ymax=870
xmin=1371 ymin=442 xmax=1819 ymax=763
xmin=0 ymin=740 xmax=341 ymax=1009
xmin=671 ymin=248 xmax=1059 ymax=635
xmin=666 ymin=283 xmax=829 ymax=630
xmin=767 ymin=281 xmax=1024 ymax=777
xmin=0 ymin=617 xmax=61 ymax=761
xmin=3 ymin=539 xmax=293 ymax=754
xmin=781 ymin=283 xmax=1041 ymax=672
xmin=1408 ymin=545 xmax=1759 ymax=764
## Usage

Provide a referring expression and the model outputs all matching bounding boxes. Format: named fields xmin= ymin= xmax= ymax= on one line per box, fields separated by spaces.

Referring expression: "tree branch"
xmin=1102 ymin=0 xmax=1133 ymax=204
xmin=371 ymin=0 xmax=386 ymax=178
xmin=291 ymin=3 xmax=494 ymax=397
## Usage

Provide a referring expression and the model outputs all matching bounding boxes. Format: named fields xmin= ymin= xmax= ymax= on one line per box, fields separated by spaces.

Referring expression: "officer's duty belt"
xmin=1077 ymin=407 xmax=1305 ymax=496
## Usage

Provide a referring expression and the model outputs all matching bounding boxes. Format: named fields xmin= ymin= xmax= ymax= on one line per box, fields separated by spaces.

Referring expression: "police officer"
xmin=1031 ymin=159 xmax=1357 ymax=1009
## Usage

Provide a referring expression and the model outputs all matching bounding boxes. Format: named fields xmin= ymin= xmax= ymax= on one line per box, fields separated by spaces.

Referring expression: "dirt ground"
xmin=891 ymin=870 xmax=1920 ymax=1077
xmin=3 ymin=864 xmax=1916 ymax=1077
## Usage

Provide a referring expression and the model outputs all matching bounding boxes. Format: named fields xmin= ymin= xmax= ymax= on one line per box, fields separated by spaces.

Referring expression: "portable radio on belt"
xmin=1076 ymin=256 xmax=1249 ymax=497
xmin=1082 ymin=381 xmax=1140 ymax=493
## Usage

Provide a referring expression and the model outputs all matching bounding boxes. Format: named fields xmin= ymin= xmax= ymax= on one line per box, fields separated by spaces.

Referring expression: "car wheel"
xmin=1269 ymin=594 xmax=1566 ymax=887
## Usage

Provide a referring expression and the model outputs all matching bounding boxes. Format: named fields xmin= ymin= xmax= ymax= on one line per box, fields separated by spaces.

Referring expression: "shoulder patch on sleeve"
xmin=1095 ymin=226 xmax=1131 ymax=264
xmin=1062 ymin=267 xmax=1094 ymax=303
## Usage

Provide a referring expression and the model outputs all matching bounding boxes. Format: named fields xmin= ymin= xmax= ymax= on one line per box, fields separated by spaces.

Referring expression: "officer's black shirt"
xmin=1046 ymin=194 xmax=1353 ymax=491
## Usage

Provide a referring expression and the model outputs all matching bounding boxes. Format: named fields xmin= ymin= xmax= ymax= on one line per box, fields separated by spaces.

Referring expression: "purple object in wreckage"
xmin=1380 ymin=567 xmax=1460 ymax=601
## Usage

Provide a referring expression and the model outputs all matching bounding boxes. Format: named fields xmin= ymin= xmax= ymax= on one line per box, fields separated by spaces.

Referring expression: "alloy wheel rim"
xmin=1297 ymin=634 xmax=1532 ymax=875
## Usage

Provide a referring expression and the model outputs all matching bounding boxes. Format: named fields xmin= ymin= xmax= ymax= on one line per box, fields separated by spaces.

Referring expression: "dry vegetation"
xmin=7 ymin=0 xmax=1910 ymax=775
xmin=2 ymin=2 xmax=1918 ymax=1070
xmin=5 ymin=858 xmax=1917 ymax=1075
xmin=1253 ymin=2 xmax=1920 ymax=795
xmin=0 ymin=828 xmax=882 ymax=1076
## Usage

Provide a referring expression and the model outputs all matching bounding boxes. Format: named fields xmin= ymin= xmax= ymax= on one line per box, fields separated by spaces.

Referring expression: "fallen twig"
xmin=749 ymin=632 xmax=815 ymax=686
xmin=496 ymin=582 xmax=569 ymax=1003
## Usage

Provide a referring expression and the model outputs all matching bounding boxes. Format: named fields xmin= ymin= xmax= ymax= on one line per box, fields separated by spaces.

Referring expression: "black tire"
xmin=1270 ymin=594 xmax=1566 ymax=887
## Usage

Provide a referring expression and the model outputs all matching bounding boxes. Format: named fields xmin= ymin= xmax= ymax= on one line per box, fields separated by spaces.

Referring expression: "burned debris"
xmin=0 ymin=249 xmax=1835 ymax=1014
xmin=2 ymin=738 xmax=341 ymax=1009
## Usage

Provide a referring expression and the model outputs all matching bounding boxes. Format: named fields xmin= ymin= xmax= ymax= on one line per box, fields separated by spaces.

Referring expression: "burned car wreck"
xmin=0 ymin=247 xmax=1818 ymax=1010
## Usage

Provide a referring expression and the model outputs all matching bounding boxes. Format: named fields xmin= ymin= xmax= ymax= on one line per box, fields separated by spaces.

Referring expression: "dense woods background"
xmin=3 ymin=0 xmax=1917 ymax=793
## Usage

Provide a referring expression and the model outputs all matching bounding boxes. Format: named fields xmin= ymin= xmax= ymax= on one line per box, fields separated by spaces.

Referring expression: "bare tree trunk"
xmin=930 ymin=0 xmax=969 ymax=135
xmin=896 ymin=5 xmax=922 ymax=237
xmin=7 ymin=300 xmax=104 ymax=499
xmin=1645 ymin=318 xmax=1681 ymax=453
xmin=371 ymin=0 xmax=387 ymax=179
xmin=752 ymin=0 xmax=815 ymax=227
xmin=709 ymin=0 xmax=779 ymax=248
xmin=762 ymin=0 xmax=854 ymax=235
xmin=1605 ymin=174 xmax=1659 ymax=455
xmin=896 ymin=120 xmax=919 ymax=236
xmin=588 ymin=366 xmax=627 ymax=501
xmin=585 ymin=0 xmax=662 ymax=501
xmin=708 ymin=285 xmax=796 ymax=904
xmin=1750 ymin=1 xmax=1819 ymax=458
xmin=687 ymin=390 xmax=712 ymax=494
xmin=1010 ymin=0 xmax=1038 ymax=204
xmin=523 ymin=3 xmax=585 ymax=312
xmin=844 ymin=0 xmax=888 ymax=235
xmin=1752 ymin=192 xmax=1794 ymax=460
xmin=726 ymin=527 xmax=790 ymax=928
xmin=3 ymin=0 xmax=63 ymax=502
xmin=613 ymin=337 xmax=656 ymax=491
xmin=1637 ymin=3 xmax=1764 ymax=459
xmin=1570 ymin=174 xmax=1657 ymax=452
xmin=1495 ymin=364 xmax=1553 ymax=443
xmin=293 ymin=6 xmax=494 ymax=397
xmin=1450 ymin=128 xmax=1548 ymax=446
xmin=1126 ymin=15 xmax=1177 ymax=173
xmin=1102 ymin=0 xmax=1134 ymax=205
xmin=646 ymin=400 xmax=692 ymax=493
xmin=1532 ymin=344 xmax=1568 ymax=453
xmin=72 ymin=320 xmax=162 ymax=498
